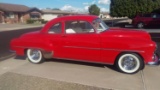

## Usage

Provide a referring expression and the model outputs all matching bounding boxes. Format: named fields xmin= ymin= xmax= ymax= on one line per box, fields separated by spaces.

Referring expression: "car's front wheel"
xmin=116 ymin=53 xmax=143 ymax=74
xmin=27 ymin=49 xmax=44 ymax=64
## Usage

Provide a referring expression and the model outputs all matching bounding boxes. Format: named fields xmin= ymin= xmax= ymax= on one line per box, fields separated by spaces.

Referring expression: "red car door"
xmin=60 ymin=20 xmax=101 ymax=62
xmin=44 ymin=22 xmax=64 ymax=58
xmin=140 ymin=14 xmax=153 ymax=25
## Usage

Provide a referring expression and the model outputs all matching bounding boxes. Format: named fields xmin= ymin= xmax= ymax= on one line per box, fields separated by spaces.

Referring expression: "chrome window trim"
xmin=64 ymin=46 xmax=145 ymax=53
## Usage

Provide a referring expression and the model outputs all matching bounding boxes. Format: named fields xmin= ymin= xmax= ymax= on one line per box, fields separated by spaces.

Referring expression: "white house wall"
xmin=42 ymin=14 xmax=58 ymax=21
xmin=99 ymin=14 xmax=111 ymax=19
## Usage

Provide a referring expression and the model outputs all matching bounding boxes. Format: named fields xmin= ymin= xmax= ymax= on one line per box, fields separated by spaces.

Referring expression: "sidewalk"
xmin=0 ymin=23 xmax=43 ymax=32
xmin=0 ymin=57 xmax=160 ymax=90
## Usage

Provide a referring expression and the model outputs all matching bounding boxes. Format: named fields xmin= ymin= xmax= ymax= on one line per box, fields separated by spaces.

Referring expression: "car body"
xmin=10 ymin=15 xmax=159 ymax=74
xmin=132 ymin=13 xmax=160 ymax=28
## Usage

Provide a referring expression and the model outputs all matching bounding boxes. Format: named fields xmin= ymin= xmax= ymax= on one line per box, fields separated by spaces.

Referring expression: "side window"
xmin=65 ymin=20 xmax=94 ymax=34
xmin=152 ymin=14 xmax=160 ymax=18
xmin=92 ymin=18 xmax=108 ymax=33
xmin=48 ymin=23 xmax=61 ymax=34
xmin=157 ymin=14 xmax=160 ymax=18
xmin=143 ymin=14 xmax=151 ymax=17
xmin=152 ymin=14 xmax=157 ymax=18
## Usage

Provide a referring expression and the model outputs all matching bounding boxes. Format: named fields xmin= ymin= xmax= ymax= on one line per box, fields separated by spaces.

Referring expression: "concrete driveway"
xmin=0 ymin=57 xmax=159 ymax=90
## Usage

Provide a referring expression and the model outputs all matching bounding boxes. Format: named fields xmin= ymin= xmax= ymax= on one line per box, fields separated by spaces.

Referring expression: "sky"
xmin=0 ymin=0 xmax=110 ymax=13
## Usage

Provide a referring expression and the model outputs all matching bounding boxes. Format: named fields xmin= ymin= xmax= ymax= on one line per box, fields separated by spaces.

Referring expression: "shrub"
xmin=41 ymin=19 xmax=48 ymax=24
xmin=26 ymin=19 xmax=34 ymax=24
xmin=27 ymin=19 xmax=48 ymax=24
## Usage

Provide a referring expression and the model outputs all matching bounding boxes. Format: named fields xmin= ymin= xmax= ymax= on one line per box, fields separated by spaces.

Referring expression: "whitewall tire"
xmin=27 ymin=49 xmax=44 ymax=64
xmin=116 ymin=53 xmax=143 ymax=74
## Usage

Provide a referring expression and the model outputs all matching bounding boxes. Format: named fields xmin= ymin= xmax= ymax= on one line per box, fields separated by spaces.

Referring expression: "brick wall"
xmin=0 ymin=11 xmax=3 ymax=23
xmin=3 ymin=9 xmax=42 ymax=23
xmin=23 ymin=13 xmax=30 ymax=23
xmin=4 ymin=12 xmax=31 ymax=23
xmin=4 ymin=12 xmax=18 ymax=23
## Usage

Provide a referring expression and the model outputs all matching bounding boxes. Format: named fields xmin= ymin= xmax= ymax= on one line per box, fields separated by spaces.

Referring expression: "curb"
xmin=0 ymin=25 xmax=43 ymax=32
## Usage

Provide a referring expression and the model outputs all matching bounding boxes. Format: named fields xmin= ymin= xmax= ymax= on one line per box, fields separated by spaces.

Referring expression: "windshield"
xmin=92 ymin=18 xmax=109 ymax=33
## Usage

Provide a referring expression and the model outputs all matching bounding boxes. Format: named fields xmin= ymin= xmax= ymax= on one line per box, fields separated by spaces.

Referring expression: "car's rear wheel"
xmin=116 ymin=53 xmax=143 ymax=74
xmin=137 ymin=22 xmax=144 ymax=29
xmin=27 ymin=49 xmax=44 ymax=64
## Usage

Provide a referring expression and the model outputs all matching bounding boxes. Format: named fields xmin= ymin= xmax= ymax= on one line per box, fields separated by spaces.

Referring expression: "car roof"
xmin=41 ymin=15 xmax=99 ymax=33
xmin=51 ymin=14 xmax=98 ymax=21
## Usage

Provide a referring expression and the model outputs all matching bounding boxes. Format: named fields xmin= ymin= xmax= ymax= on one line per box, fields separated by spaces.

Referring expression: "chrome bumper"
xmin=147 ymin=53 xmax=160 ymax=66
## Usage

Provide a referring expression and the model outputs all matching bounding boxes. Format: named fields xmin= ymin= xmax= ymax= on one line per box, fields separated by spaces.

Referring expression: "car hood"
xmin=102 ymin=28 xmax=151 ymax=40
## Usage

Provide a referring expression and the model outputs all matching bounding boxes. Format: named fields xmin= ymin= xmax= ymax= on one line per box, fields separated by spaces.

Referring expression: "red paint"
xmin=10 ymin=15 xmax=156 ymax=65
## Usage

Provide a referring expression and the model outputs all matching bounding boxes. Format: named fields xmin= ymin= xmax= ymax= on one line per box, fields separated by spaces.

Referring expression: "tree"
xmin=152 ymin=0 xmax=160 ymax=13
xmin=89 ymin=4 xmax=100 ymax=16
xmin=110 ymin=0 xmax=158 ymax=18
xmin=153 ymin=0 xmax=160 ymax=9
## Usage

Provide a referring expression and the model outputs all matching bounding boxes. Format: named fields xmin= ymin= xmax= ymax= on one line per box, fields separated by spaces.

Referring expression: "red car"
xmin=10 ymin=15 xmax=159 ymax=74
xmin=132 ymin=13 xmax=160 ymax=28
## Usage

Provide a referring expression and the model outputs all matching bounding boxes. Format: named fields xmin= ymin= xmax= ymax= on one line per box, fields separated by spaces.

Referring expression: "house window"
xmin=30 ymin=14 xmax=40 ymax=19
xmin=30 ymin=12 xmax=40 ymax=19
xmin=6 ymin=12 xmax=14 ymax=18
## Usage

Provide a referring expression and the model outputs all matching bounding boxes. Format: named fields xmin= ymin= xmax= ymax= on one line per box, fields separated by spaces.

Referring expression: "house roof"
xmin=28 ymin=7 xmax=42 ymax=13
xmin=100 ymin=12 xmax=110 ymax=15
xmin=41 ymin=9 xmax=75 ymax=14
xmin=0 ymin=3 xmax=30 ymax=12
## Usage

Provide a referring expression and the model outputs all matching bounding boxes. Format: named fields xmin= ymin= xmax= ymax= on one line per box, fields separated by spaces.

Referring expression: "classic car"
xmin=132 ymin=13 xmax=160 ymax=28
xmin=10 ymin=15 xmax=159 ymax=74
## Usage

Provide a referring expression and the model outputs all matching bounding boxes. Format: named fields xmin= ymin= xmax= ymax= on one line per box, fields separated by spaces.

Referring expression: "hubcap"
xmin=138 ymin=23 xmax=143 ymax=28
xmin=121 ymin=56 xmax=137 ymax=70
xmin=29 ymin=49 xmax=41 ymax=60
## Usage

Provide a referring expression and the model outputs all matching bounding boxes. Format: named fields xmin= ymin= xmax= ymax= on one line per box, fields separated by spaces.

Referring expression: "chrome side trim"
xmin=64 ymin=46 xmax=145 ymax=53
xmin=14 ymin=45 xmax=144 ymax=53
xmin=64 ymin=46 xmax=101 ymax=50
xmin=102 ymin=48 xmax=144 ymax=53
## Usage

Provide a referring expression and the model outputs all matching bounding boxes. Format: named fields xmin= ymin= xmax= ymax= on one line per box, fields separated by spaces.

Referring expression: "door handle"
xmin=62 ymin=35 xmax=66 ymax=37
